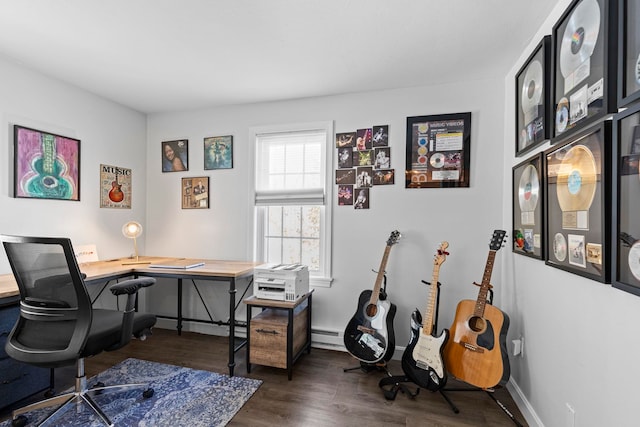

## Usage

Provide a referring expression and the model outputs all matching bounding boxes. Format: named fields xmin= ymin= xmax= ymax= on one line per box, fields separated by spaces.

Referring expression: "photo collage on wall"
xmin=335 ymin=125 xmax=394 ymax=209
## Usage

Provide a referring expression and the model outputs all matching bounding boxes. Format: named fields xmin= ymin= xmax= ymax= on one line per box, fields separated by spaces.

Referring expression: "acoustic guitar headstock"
xmin=489 ymin=230 xmax=507 ymax=251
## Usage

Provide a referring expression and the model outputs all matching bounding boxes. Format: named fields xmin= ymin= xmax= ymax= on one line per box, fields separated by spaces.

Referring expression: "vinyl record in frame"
xmin=512 ymin=153 xmax=545 ymax=259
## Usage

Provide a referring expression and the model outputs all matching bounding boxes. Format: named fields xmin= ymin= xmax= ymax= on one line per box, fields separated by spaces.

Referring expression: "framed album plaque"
xmin=618 ymin=0 xmax=640 ymax=107
xmin=405 ymin=112 xmax=471 ymax=188
xmin=612 ymin=102 xmax=640 ymax=296
xmin=516 ymin=36 xmax=551 ymax=157
xmin=545 ymin=121 xmax=611 ymax=282
xmin=551 ymin=0 xmax=618 ymax=142
xmin=512 ymin=153 xmax=545 ymax=259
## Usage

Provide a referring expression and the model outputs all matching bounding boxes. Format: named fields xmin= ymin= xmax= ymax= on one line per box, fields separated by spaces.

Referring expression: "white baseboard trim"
xmin=507 ymin=378 xmax=544 ymax=427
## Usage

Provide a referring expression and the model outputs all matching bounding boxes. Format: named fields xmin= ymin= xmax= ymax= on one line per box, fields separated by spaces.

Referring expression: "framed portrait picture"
xmin=612 ymin=102 xmax=640 ymax=296
xmin=618 ymin=0 xmax=640 ymax=107
xmin=512 ymin=153 xmax=545 ymax=259
xmin=405 ymin=112 xmax=471 ymax=188
xmin=544 ymin=121 xmax=611 ymax=282
xmin=204 ymin=135 xmax=233 ymax=170
xmin=551 ymin=0 xmax=618 ymax=142
xmin=100 ymin=164 xmax=131 ymax=209
xmin=162 ymin=139 xmax=188 ymax=172
xmin=13 ymin=125 xmax=81 ymax=201
xmin=515 ymin=35 xmax=551 ymax=156
xmin=181 ymin=176 xmax=209 ymax=209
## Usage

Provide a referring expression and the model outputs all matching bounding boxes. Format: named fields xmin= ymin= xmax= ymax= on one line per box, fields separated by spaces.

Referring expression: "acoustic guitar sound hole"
xmin=467 ymin=315 xmax=486 ymax=333
xmin=365 ymin=304 xmax=378 ymax=317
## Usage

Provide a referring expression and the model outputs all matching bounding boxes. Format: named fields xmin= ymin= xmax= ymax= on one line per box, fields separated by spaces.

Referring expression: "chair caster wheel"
xmin=44 ymin=388 xmax=55 ymax=398
xmin=11 ymin=415 xmax=28 ymax=427
xmin=92 ymin=381 xmax=105 ymax=394
xmin=143 ymin=388 xmax=154 ymax=399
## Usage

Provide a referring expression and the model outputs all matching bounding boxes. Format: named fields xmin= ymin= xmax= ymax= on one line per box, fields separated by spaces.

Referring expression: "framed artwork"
xmin=336 ymin=132 xmax=356 ymax=148
xmin=13 ymin=125 xmax=80 ymax=201
xmin=204 ymin=135 xmax=233 ymax=170
xmin=338 ymin=184 xmax=353 ymax=206
xmin=356 ymin=128 xmax=372 ymax=150
xmin=373 ymin=169 xmax=395 ymax=185
xmin=612 ymin=102 xmax=640 ymax=296
xmin=354 ymin=188 xmax=369 ymax=209
xmin=100 ymin=164 xmax=131 ymax=209
xmin=181 ymin=176 xmax=209 ymax=209
xmin=551 ymin=0 xmax=618 ymax=142
xmin=162 ymin=139 xmax=188 ymax=172
xmin=512 ymin=153 xmax=545 ymax=259
xmin=516 ymin=35 xmax=551 ymax=156
xmin=337 ymin=147 xmax=353 ymax=168
xmin=618 ymin=0 xmax=640 ymax=107
xmin=372 ymin=125 xmax=389 ymax=147
xmin=544 ymin=121 xmax=611 ymax=282
xmin=405 ymin=112 xmax=471 ymax=188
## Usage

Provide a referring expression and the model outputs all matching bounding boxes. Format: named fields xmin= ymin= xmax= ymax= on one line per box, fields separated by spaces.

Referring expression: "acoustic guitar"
xmin=401 ymin=241 xmax=450 ymax=391
xmin=343 ymin=230 xmax=400 ymax=364
xmin=443 ymin=230 xmax=510 ymax=389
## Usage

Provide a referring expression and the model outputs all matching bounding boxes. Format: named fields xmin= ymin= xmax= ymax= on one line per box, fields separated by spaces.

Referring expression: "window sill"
xmin=310 ymin=276 xmax=333 ymax=288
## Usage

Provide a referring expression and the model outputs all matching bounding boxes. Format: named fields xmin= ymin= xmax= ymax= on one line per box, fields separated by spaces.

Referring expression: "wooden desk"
xmin=0 ymin=256 xmax=262 ymax=377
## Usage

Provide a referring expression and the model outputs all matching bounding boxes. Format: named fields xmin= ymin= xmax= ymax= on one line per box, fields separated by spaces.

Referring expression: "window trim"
xmin=248 ymin=121 xmax=334 ymax=288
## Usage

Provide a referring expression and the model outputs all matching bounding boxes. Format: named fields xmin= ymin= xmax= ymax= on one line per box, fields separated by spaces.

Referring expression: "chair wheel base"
xmin=143 ymin=388 xmax=154 ymax=399
xmin=11 ymin=415 xmax=28 ymax=427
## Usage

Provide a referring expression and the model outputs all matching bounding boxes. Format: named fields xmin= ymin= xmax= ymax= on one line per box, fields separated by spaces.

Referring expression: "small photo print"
xmin=374 ymin=147 xmax=391 ymax=169
xmin=356 ymin=128 xmax=372 ymax=150
xmin=354 ymin=188 xmax=369 ymax=209
xmin=162 ymin=140 xmax=188 ymax=172
xmin=356 ymin=166 xmax=373 ymax=188
xmin=353 ymin=149 xmax=373 ymax=166
xmin=337 ymin=147 xmax=353 ymax=168
xmin=568 ymin=234 xmax=586 ymax=268
xmin=336 ymin=169 xmax=356 ymax=185
xmin=373 ymin=169 xmax=395 ymax=185
xmin=372 ymin=125 xmax=389 ymax=146
xmin=336 ymin=132 xmax=356 ymax=148
xmin=338 ymin=184 xmax=354 ymax=205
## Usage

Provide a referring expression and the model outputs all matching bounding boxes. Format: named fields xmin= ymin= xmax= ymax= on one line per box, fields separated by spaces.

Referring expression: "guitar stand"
xmin=438 ymin=386 xmax=524 ymax=427
xmin=378 ymin=375 xmax=420 ymax=400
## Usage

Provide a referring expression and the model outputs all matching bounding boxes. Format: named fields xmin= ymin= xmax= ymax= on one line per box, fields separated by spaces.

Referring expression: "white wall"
xmin=501 ymin=1 xmax=640 ymax=426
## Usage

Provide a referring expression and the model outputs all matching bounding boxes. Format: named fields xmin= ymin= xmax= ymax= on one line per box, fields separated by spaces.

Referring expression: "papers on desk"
xmin=149 ymin=260 xmax=205 ymax=269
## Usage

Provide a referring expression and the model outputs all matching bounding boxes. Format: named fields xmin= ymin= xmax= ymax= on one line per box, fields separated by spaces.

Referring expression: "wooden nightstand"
xmin=244 ymin=290 xmax=313 ymax=380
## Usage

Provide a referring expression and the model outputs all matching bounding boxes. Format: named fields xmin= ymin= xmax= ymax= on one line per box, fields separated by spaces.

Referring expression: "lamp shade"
xmin=122 ymin=221 xmax=143 ymax=239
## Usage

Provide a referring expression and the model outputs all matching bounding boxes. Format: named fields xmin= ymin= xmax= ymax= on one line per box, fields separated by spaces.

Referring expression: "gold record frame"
xmin=512 ymin=153 xmax=545 ymax=259
xmin=618 ymin=0 xmax=640 ymax=107
xmin=544 ymin=121 xmax=611 ymax=282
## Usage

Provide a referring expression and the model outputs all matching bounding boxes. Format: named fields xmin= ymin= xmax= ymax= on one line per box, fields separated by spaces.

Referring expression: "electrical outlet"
xmin=511 ymin=336 xmax=525 ymax=357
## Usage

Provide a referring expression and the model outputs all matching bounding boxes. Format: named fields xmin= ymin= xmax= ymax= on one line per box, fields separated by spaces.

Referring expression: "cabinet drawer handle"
xmin=255 ymin=328 xmax=279 ymax=335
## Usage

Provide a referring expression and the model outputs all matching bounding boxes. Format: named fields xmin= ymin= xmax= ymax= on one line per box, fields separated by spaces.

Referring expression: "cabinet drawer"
xmin=249 ymin=306 xmax=308 ymax=369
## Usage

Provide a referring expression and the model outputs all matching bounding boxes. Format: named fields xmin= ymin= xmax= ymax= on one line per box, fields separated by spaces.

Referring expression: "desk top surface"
xmin=0 ymin=256 xmax=262 ymax=299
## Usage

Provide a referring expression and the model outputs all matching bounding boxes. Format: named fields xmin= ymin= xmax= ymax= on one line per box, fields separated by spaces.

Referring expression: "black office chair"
xmin=1 ymin=235 xmax=157 ymax=427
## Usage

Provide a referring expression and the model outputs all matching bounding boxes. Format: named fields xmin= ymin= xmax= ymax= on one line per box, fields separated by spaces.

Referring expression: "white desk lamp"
xmin=122 ymin=221 xmax=148 ymax=265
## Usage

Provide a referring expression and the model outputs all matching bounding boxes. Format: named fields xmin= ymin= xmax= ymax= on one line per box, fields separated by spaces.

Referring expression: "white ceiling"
xmin=0 ymin=0 xmax=558 ymax=114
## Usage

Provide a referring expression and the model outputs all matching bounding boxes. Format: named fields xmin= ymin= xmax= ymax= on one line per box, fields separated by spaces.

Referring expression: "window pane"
xmin=282 ymin=206 xmax=301 ymax=237
xmin=302 ymin=206 xmax=320 ymax=238
xmin=301 ymin=238 xmax=320 ymax=271
xmin=282 ymin=238 xmax=301 ymax=264
xmin=267 ymin=206 xmax=282 ymax=236
xmin=266 ymin=237 xmax=282 ymax=264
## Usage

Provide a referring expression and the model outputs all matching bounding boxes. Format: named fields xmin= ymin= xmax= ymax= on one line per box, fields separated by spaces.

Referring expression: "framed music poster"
xmin=512 ymin=153 xmax=545 ymax=259
xmin=162 ymin=139 xmax=188 ymax=172
xmin=204 ymin=135 xmax=233 ymax=170
xmin=516 ymin=36 xmax=551 ymax=157
xmin=100 ymin=164 xmax=131 ymax=209
xmin=13 ymin=125 xmax=81 ymax=201
xmin=612 ymin=102 xmax=640 ymax=296
xmin=181 ymin=176 xmax=209 ymax=209
xmin=405 ymin=112 xmax=471 ymax=188
xmin=544 ymin=121 xmax=611 ymax=282
xmin=617 ymin=0 xmax=640 ymax=107
xmin=551 ymin=0 xmax=618 ymax=142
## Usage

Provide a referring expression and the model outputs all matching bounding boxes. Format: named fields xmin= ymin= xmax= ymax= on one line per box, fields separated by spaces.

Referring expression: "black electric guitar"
xmin=343 ymin=230 xmax=400 ymax=364
xmin=401 ymin=241 xmax=450 ymax=391
xmin=443 ymin=230 xmax=510 ymax=389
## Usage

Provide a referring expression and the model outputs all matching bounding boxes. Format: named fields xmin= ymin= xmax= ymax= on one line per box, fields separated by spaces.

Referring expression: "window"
xmin=250 ymin=121 xmax=333 ymax=287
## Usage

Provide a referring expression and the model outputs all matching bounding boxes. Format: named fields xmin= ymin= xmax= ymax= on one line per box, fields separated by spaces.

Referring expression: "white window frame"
xmin=249 ymin=121 xmax=334 ymax=288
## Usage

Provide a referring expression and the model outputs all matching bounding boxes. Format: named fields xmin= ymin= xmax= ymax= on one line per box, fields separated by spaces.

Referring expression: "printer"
xmin=253 ymin=263 xmax=309 ymax=302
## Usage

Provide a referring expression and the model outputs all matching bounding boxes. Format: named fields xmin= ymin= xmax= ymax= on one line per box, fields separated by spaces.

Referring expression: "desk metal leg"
xmin=177 ymin=279 xmax=183 ymax=335
xmin=228 ymin=277 xmax=236 ymax=377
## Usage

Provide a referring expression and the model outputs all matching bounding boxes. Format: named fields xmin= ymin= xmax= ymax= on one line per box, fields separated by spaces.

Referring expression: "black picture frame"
xmin=204 ymin=135 xmax=233 ymax=170
xmin=162 ymin=139 xmax=189 ymax=172
xmin=516 ymin=36 xmax=552 ymax=157
xmin=181 ymin=176 xmax=209 ymax=209
xmin=512 ymin=153 xmax=545 ymax=259
xmin=612 ymin=102 xmax=640 ymax=296
xmin=405 ymin=112 xmax=471 ymax=188
xmin=617 ymin=0 xmax=640 ymax=107
xmin=544 ymin=121 xmax=611 ymax=282
xmin=551 ymin=0 xmax=618 ymax=143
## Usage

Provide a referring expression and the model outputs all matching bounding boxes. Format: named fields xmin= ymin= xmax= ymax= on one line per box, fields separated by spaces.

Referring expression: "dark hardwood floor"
xmin=2 ymin=328 xmax=528 ymax=426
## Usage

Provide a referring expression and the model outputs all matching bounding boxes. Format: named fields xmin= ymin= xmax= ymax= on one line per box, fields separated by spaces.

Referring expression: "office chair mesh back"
xmin=3 ymin=238 xmax=92 ymax=367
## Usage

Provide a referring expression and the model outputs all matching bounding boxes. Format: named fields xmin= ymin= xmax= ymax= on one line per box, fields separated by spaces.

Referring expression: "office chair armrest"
xmin=110 ymin=277 xmax=156 ymax=296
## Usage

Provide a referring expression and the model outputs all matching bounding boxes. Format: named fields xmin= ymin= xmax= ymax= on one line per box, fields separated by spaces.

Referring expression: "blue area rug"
xmin=2 ymin=358 xmax=262 ymax=426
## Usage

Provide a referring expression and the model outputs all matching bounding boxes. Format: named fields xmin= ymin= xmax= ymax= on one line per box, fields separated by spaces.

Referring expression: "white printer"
xmin=253 ymin=263 xmax=309 ymax=302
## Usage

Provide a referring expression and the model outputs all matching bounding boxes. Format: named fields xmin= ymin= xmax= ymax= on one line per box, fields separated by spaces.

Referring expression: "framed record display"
xmin=512 ymin=153 xmax=545 ymax=259
xmin=612 ymin=102 xmax=640 ymax=296
xmin=545 ymin=121 xmax=611 ymax=282
xmin=618 ymin=0 xmax=640 ymax=107
xmin=551 ymin=0 xmax=618 ymax=142
xmin=516 ymin=36 xmax=551 ymax=157
xmin=405 ymin=112 xmax=471 ymax=188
